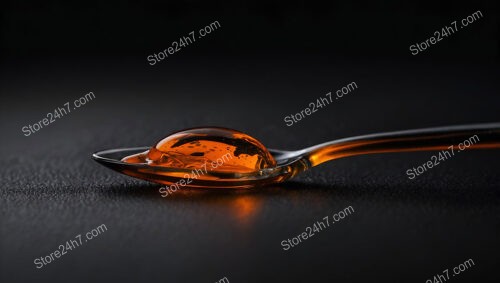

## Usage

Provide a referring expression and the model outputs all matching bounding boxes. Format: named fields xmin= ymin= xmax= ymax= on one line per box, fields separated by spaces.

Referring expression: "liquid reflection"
xmin=191 ymin=191 xmax=263 ymax=227
xmin=160 ymin=184 xmax=330 ymax=227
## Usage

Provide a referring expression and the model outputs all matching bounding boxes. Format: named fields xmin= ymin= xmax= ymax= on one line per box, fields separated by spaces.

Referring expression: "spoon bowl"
xmin=92 ymin=147 xmax=308 ymax=189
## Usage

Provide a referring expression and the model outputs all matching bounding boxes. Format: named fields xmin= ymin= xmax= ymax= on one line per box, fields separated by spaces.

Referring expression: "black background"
xmin=1 ymin=1 xmax=499 ymax=282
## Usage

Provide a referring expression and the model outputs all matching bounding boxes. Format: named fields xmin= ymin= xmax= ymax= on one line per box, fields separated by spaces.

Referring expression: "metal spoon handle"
xmin=303 ymin=123 xmax=500 ymax=167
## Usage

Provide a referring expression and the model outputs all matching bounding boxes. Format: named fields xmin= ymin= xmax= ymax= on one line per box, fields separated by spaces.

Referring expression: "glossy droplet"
xmin=122 ymin=127 xmax=276 ymax=173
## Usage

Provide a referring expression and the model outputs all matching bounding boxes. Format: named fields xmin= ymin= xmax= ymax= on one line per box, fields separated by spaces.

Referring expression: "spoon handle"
xmin=304 ymin=123 xmax=500 ymax=167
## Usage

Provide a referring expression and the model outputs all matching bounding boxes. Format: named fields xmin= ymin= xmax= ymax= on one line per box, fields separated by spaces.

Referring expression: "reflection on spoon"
xmin=92 ymin=123 xmax=500 ymax=189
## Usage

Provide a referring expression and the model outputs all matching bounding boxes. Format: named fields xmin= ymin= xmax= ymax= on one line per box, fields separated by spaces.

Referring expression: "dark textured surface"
xmin=1 ymin=1 xmax=500 ymax=281
xmin=1 ymin=58 xmax=500 ymax=282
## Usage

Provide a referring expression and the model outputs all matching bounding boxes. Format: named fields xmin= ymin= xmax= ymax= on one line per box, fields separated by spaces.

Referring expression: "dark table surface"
xmin=1 ymin=58 xmax=499 ymax=283
xmin=1 ymin=1 xmax=500 ymax=282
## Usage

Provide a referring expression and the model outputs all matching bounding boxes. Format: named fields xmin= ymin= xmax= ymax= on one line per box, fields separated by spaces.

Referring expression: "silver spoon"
xmin=92 ymin=123 xmax=500 ymax=189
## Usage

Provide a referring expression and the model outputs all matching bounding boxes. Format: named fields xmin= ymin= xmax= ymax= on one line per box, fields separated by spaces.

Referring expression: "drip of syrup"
xmin=122 ymin=127 xmax=276 ymax=173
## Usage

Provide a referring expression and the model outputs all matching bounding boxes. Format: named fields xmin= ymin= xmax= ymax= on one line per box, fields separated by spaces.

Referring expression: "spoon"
xmin=92 ymin=123 xmax=500 ymax=189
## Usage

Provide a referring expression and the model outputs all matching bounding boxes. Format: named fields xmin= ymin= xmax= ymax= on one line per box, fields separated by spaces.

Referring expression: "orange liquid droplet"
xmin=122 ymin=128 xmax=276 ymax=173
